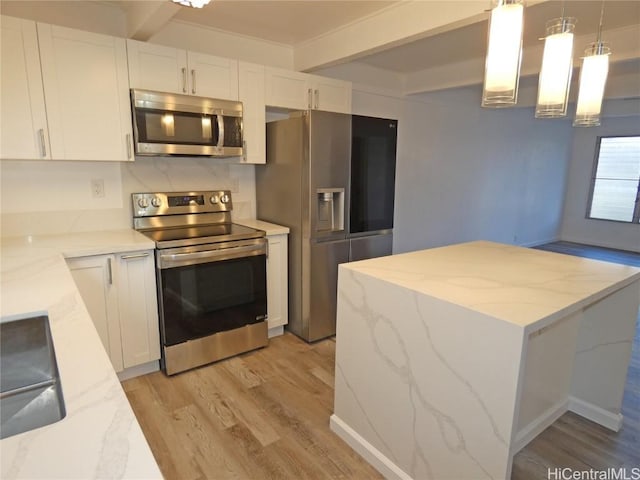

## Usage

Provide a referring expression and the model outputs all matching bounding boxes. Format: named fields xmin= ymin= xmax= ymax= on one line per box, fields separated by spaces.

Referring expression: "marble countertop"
xmin=236 ymin=219 xmax=290 ymax=236
xmin=343 ymin=240 xmax=640 ymax=331
xmin=0 ymin=230 xmax=161 ymax=479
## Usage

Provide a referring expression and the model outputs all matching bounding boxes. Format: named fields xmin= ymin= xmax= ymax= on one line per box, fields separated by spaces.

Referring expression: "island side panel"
xmin=332 ymin=265 xmax=526 ymax=480
xmin=513 ymin=311 xmax=581 ymax=452
xmin=569 ymin=280 xmax=640 ymax=430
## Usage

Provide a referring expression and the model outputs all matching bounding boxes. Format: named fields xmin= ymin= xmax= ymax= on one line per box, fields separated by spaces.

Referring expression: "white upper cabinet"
xmin=126 ymin=40 xmax=187 ymax=94
xmin=265 ymin=66 xmax=352 ymax=114
xmin=127 ymin=40 xmax=239 ymax=100
xmin=265 ymin=67 xmax=311 ymax=111
xmin=0 ymin=17 xmax=50 ymax=160
xmin=308 ymin=74 xmax=352 ymax=114
xmin=238 ymin=61 xmax=266 ymax=164
xmin=37 ymin=23 xmax=133 ymax=161
xmin=188 ymin=51 xmax=238 ymax=100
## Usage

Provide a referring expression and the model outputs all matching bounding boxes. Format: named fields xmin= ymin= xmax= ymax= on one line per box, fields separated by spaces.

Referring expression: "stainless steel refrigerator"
xmin=256 ymin=110 xmax=397 ymax=342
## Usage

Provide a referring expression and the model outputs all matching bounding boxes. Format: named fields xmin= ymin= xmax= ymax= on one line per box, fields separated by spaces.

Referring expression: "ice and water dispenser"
xmin=316 ymin=188 xmax=345 ymax=234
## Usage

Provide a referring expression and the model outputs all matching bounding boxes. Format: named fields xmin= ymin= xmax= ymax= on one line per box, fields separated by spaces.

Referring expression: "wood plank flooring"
xmin=124 ymin=241 xmax=640 ymax=480
xmin=122 ymin=335 xmax=383 ymax=480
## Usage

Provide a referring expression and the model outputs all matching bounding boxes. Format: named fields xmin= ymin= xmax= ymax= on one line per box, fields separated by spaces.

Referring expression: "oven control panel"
xmin=132 ymin=190 xmax=233 ymax=217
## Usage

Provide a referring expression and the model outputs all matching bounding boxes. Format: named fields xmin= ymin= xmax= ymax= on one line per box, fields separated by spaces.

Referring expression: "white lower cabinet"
xmin=266 ymin=233 xmax=288 ymax=330
xmin=66 ymin=254 xmax=123 ymax=371
xmin=66 ymin=250 xmax=160 ymax=373
xmin=115 ymin=251 xmax=161 ymax=369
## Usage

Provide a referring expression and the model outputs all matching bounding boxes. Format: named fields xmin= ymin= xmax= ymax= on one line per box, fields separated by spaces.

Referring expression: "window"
xmin=588 ymin=136 xmax=640 ymax=223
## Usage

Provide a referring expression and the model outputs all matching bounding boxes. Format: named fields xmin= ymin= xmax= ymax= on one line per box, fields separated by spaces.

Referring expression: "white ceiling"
xmin=2 ymin=0 xmax=639 ymax=96
xmin=169 ymin=0 xmax=400 ymax=45
xmin=108 ymin=0 xmax=640 ymax=72
xmin=359 ymin=0 xmax=640 ymax=73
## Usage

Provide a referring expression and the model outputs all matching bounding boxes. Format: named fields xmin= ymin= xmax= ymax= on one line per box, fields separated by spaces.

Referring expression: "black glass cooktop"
xmin=141 ymin=223 xmax=264 ymax=249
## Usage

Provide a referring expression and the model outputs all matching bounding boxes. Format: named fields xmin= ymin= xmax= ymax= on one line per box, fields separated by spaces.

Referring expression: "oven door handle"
xmin=159 ymin=243 xmax=266 ymax=269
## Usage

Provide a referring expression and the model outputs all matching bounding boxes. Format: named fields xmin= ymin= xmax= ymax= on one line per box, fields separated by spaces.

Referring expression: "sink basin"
xmin=1 ymin=314 xmax=66 ymax=440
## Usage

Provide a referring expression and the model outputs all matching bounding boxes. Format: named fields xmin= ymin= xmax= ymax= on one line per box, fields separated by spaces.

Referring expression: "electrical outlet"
xmin=91 ymin=179 xmax=105 ymax=198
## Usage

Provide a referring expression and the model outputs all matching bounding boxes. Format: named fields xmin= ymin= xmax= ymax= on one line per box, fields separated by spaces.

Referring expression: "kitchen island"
xmin=331 ymin=241 xmax=640 ymax=480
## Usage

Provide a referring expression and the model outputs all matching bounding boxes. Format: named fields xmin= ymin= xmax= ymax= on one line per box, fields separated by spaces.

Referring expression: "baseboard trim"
xmin=117 ymin=360 xmax=159 ymax=381
xmin=268 ymin=325 xmax=284 ymax=338
xmin=558 ymin=236 xmax=640 ymax=254
xmin=513 ymin=399 xmax=568 ymax=453
xmin=329 ymin=415 xmax=412 ymax=480
xmin=568 ymin=396 xmax=623 ymax=432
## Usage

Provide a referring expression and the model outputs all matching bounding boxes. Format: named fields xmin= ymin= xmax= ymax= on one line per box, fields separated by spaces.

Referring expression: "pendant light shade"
xmin=535 ymin=17 xmax=576 ymax=118
xmin=573 ymin=1 xmax=610 ymax=127
xmin=482 ymin=0 xmax=525 ymax=108
xmin=172 ymin=0 xmax=210 ymax=8
xmin=573 ymin=42 xmax=610 ymax=127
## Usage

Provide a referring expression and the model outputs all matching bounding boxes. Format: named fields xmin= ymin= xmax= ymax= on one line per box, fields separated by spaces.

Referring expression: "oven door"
xmin=156 ymin=238 xmax=267 ymax=347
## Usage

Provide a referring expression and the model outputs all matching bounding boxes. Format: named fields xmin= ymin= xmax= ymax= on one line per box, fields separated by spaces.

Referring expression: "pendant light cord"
xmin=596 ymin=0 xmax=605 ymax=49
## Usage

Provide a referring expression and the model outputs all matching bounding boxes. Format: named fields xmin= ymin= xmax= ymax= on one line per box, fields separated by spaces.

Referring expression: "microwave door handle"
xmin=216 ymin=114 xmax=224 ymax=148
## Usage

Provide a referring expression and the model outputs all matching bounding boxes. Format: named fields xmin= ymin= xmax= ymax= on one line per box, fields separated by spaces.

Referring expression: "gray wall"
xmin=352 ymin=86 xmax=573 ymax=254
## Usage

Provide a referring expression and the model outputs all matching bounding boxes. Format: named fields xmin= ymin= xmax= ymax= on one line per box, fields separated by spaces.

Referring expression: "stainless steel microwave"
xmin=130 ymin=89 xmax=243 ymax=157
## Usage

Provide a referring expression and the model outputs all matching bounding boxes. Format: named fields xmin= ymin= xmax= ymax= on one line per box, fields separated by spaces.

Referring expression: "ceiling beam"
xmin=402 ymin=23 xmax=640 ymax=96
xmin=293 ymin=0 xmax=551 ymax=72
xmin=124 ymin=1 xmax=182 ymax=41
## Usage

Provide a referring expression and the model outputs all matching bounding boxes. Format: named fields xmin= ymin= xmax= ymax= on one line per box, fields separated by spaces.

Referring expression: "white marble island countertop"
xmin=0 ymin=230 xmax=162 ymax=479
xmin=332 ymin=240 xmax=640 ymax=480
xmin=345 ymin=240 xmax=640 ymax=332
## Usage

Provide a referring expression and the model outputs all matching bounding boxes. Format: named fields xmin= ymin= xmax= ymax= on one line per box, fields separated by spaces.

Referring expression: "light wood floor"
xmin=124 ymin=241 xmax=640 ymax=480
xmin=122 ymin=335 xmax=383 ymax=480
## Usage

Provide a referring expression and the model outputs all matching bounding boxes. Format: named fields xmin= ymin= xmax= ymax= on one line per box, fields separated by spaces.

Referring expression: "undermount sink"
xmin=1 ymin=314 xmax=66 ymax=440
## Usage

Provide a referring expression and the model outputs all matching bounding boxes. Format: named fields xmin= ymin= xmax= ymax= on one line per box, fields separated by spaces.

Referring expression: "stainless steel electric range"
xmin=132 ymin=190 xmax=267 ymax=375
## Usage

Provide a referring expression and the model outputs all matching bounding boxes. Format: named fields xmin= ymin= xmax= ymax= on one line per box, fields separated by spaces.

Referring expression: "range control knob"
xmin=137 ymin=197 xmax=149 ymax=208
xmin=210 ymin=195 xmax=219 ymax=204
xmin=220 ymin=193 xmax=230 ymax=204
xmin=151 ymin=197 xmax=162 ymax=207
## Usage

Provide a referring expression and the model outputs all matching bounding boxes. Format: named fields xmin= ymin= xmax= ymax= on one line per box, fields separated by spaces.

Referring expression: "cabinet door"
xmin=66 ymin=255 xmax=123 ymax=372
xmin=238 ymin=61 xmax=266 ymax=164
xmin=267 ymin=234 xmax=289 ymax=329
xmin=188 ymin=52 xmax=238 ymax=100
xmin=265 ymin=66 xmax=311 ymax=110
xmin=116 ymin=251 xmax=160 ymax=369
xmin=310 ymin=75 xmax=352 ymax=114
xmin=0 ymin=16 xmax=50 ymax=160
xmin=37 ymin=24 xmax=133 ymax=161
xmin=127 ymin=39 xmax=188 ymax=94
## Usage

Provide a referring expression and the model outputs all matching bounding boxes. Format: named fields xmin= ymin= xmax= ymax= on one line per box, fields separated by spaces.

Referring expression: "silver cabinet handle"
xmin=216 ymin=114 xmax=224 ymax=147
xmin=121 ymin=252 xmax=150 ymax=260
xmin=314 ymin=89 xmax=319 ymax=109
xmin=38 ymin=129 xmax=46 ymax=157
xmin=242 ymin=140 xmax=247 ymax=162
xmin=181 ymin=67 xmax=187 ymax=93
xmin=308 ymin=88 xmax=313 ymax=109
xmin=191 ymin=69 xmax=196 ymax=94
xmin=126 ymin=134 xmax=132 ymax=159
xmin=107 ymin=257 xmax=113 ymax=285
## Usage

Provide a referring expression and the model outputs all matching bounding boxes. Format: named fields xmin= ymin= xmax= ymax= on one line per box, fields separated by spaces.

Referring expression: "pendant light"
xmin=172 ymin=0 xmax=210 ymax=8
xmin=482 ymin=0 xmax=525 ymax=108
xmin=535 ymin=9 xmax=576 ymax=118
xmin=574 ymin=2 xmax=610 ymax=127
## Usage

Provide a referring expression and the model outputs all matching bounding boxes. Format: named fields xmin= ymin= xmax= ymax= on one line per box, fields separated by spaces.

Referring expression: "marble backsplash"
xmin=0 ymin=156 xmax=256 ymax=237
